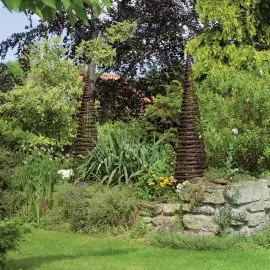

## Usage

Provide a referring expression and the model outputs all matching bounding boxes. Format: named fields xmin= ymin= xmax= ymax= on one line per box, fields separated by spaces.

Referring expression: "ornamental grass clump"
xmin=80 ymin=131 xmax=173 ymax=187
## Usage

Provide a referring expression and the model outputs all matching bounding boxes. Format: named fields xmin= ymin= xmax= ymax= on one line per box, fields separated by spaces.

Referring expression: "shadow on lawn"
xmin=5 ymin=247 xmax=138 ymax=269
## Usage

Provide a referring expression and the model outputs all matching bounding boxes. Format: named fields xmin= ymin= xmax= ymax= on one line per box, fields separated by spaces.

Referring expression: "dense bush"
xmin=198 ymin=67 xmax=270 ymax=173
xmin=40 ymin=182 xmax=80 ymax=229
xmin=43 ymin=183 xmax=139 ymax=234
xmin=0 ymin=221 xmax=22 ymax=267
xmin=70 ymin=185 xmax=139 ymax=234
xmin=0 ymin=38 xmax=83 ymax=148
xmin=0 ymin=147 xmax=24 ymax=220
xmin=143 ymin=80 xmax=182 ymax=145
xmin=0 ymin=147 xmax=22 ymax=190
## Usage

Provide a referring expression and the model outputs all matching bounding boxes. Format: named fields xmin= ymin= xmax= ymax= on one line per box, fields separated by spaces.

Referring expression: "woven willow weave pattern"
xmin=74 ymin=65 xmax=97 ymax=158
xmin=175 ymin=56 xmax=207 ymax=183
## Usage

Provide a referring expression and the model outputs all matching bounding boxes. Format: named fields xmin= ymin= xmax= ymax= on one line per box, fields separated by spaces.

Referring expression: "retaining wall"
xmin=139 ymin=179 xmax=270 ymax=235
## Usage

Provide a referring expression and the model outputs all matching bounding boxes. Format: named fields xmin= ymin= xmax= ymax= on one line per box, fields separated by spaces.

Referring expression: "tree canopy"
xmin=0 ymin=0 xmax=201 ymax=77
xmin=187 ymin=0 xmax=270 ymax=77
xmin=1 ymin=0 xmax=111 ymax=23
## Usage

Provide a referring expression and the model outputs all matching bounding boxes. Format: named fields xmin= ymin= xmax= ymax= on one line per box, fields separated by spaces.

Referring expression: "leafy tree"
xmin=1 ymin=0 xmax=110 ymax=23
xmin=6 ymin=61 xmax=26 ymax=85
xmin=187 ymin=0 xmax=270 ymax=77
xmin=0 ymin=38 xmax=83 ymax=148
xmin=0 ymin=0 xmax=201 ymax=77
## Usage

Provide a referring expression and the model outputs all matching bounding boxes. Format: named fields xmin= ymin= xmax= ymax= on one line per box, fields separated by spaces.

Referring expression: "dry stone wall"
xmin=139 ymin=179 xmax=270 ymax=235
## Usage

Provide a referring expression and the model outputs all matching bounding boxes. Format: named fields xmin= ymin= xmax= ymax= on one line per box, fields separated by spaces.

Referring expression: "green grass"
xmin=5 ymin=230 xmax=270 ymax=270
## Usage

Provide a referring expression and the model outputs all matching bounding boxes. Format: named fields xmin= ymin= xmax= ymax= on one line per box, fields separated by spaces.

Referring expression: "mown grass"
xmin=5 ymin=230 xmax=270 ymax=270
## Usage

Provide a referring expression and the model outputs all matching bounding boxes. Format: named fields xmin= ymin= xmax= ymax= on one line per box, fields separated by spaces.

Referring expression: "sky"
xmin=0 ymin=6 xmax=39 ymax=62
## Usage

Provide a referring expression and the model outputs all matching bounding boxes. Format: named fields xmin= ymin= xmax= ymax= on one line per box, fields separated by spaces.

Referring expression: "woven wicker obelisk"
xmin=175 ymin=56 xmax=207 ymax=183
xmin=74 ymin=64 xmax=97 ymax=159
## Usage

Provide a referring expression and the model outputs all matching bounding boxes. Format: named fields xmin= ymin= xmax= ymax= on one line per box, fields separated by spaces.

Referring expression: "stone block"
xmin=248 ymin=212 xmax=267 ymax=227
xmin=246 ymin=201 xmax=268 ymax=213
xmin=159 ymin=203 xmax=181 ymax=216
xmin=225 ymin=180 xmax=269 ymax=204
xmin=139 ymin=203 xmax=162 ymax=217
xmin=183 ymin=214 xmax=219 ymax=233
xmin=231 ymin=209 xmax=248 ymax=226
xmin=231 ymin=225 xmax=253 ymax=235
xmin=182 ymin=204 xmax=216 ymax=215
xmin=151 ymin=215 xmax=177 ymax=227
xmin=203 ymin=187 xmax=226 ymax=204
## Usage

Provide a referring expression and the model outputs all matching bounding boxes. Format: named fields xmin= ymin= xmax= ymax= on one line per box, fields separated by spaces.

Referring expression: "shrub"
xmin=0 ymin=191 xmax=27 ymax=220
xmin=69 ymin=185 xmax=139 ymax=234
xmin=40 ymin=182 xmax=80 ymax=230
xmin=198 ymin=67 xmax=270 ymax=173
xmin=0 ymin=38 xmax=83 ymax=148
xmin=0 ymin=147 xmax=22 ymax=190
xmin=143 ymin=80 xmax=182 ymax=145
xmin=0 ymin=147 xmax=24 ymax=220
xmin=0 ymin=221 xmax=22 ymax=267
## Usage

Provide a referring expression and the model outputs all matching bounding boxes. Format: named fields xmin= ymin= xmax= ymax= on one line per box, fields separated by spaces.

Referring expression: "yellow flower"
xmin=160 ymin=182 xmax=166 ymax=187
xmin=148 ymin=182 xmax=155 ymax=186
xmin=159 ymin=176 xmax=164 ymax=181
xmin=163 ymin=178 xmax=170 ymax=184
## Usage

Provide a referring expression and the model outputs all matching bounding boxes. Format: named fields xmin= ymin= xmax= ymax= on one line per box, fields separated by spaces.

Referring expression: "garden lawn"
xmin=6 ymin=230 xmax=270 ymax=270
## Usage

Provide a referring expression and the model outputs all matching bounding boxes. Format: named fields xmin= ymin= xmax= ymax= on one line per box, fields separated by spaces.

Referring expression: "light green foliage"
xmin=12 ymin=150 xmax=68 ymax=224
xmin=0 ymin=38 xmax=83 ymax=148
xmin=76 ymin=38 xmax=116 ymax=66
xmin=104 ymin=21 xmax=136 ymax=43
xmin=76 ymin=21 xmax=136 ymax=66
xmin=187 ymin=0 xmax=270 ymax=77
xmin=26 ymin=37 xmax=81 ymax=89
xmin=0 ymin=221 xmax=22 ymax=267
xmin=6 ymin=61 xmax=26 ymax=85
xmin=98 ymin=120 xmax=148 ymax=142
xmin=1 ymin=0 xmax=111 ymax=24
xmin=198 ymin=66 xmax=270 ymax=172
